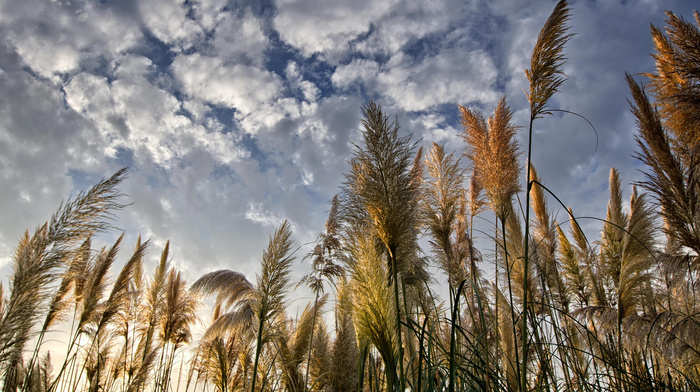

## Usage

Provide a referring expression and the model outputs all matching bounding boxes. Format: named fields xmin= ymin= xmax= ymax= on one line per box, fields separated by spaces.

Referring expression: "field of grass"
xmin=2 ymin=1 xmax=700 ymax=391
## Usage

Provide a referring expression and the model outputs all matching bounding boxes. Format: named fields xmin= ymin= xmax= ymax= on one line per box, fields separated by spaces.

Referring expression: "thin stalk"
xmin=121 ymin=324 xmax=131 ymax=392
xmin=501 ymin=216 xmax=522 ymax=387
xmin=449 ymin=280 xmax=467 ymax=392
xmin=358 ymin=344 xmax=368 ymax=392
xmin=368 ymin=353 xmax=374 ymax=392
xmin=522 ymin=115 xmax=534 ymax=392
xmin=303 ymin=290 xmax=320 ymax=391
xmin=401 ymin=276 xmax=414 ymax=390
xmin=250 ymin=314 xmax=265 ymax=392
xmin=52 ymin=305 xmax=80 ymax=392
xmin=470 ymin=214 xmax=490 ymax=392
xmin=389 ymin=248 xmax=405 ymax=392
xmin=416 ymin=317 xmax=428 ymax=392
xmin=49 ymin=327 xmax=83 ymax=392
xmin=494 ymin=218 xmax=500 ymax=388
xmin=617 ymin=294 xmax=624 ymax=391
xmin=21 ymin=324 xmax=49 ymax=391
xmin=163 ymin=342 xmax=179 ymax=392
xmin=175 ymin=351 xmax=185 ymax=392
xmin=74 ymin=330 xmax=103 ymax=392
xmin=67 ymin=346 xmax=82 ymax=392
xmin=154 ymin=341 xmax=168 ymax=392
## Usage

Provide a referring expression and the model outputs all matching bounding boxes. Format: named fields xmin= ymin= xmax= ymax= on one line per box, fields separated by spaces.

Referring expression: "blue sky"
xmin=0 ymin=0 xmax=697 ymax=288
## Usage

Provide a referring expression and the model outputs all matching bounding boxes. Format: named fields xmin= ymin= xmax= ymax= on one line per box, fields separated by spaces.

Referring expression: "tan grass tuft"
xmin=460 ymin=97 xmax=520 ymax=221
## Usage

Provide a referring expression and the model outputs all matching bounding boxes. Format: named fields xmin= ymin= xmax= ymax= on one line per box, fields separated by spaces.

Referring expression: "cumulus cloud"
xmin=331 ymin=59 xmax=380 ymax=90
xmin=380 ymin=49 xmax=499 ymax=111
xmin=211 ymin=11 xmax=268 ymax=65
xmin=1 ymin=0 xmax=141 ymax=78
xmin=172 ymin=53 xmax=283 ymax=118
xmin=273 ymin=0 xmax=399 ymax=57
xmin=64 ymin=55 xmax=247 ymax=168
xmin=138 ymin=0 xmax=203 ymax=49
xmin=333 ymin=49 xmax=499 ymax=112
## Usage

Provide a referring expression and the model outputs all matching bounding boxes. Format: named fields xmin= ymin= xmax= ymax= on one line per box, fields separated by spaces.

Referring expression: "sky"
xmin=0 ymin=0 xmax=697 ymax=294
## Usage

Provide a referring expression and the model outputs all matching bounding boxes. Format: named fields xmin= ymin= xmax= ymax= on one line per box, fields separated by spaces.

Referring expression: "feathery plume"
xmin=340 ymin=101 xmax=421 ymax=391
xmin=628 ymin=74 xmax=699 ymax=255
xmin=460 ymin=97 xmax=520 ymax=221
xmin=79 ymin=234 xmax=124 ymax=334
xmin=468 ymin=174 xmax=486 ymax=219
xmin=0 ymin=168 xmax=127 ymax=365
xmin=646 ymin=12 xmax=700 ymax=151
xmin=557 ymin=225 xmax=589 ymax=307
xmin=254 ymin=220 xmax=294 ymax=328
xmin=526 ymin=0 xmax=573 ymax=120
xmin=422 ymin=142 xmax=466 ymax=293
xmin=192 ymin=220 xmax=295 ymax=392
xmin=330 ymin=278 xmax=358 ymax=392
xmin=98 ymin=239 xmax=149 ymax=332
xmin=349 ymin=233 xmax=398 ymax=392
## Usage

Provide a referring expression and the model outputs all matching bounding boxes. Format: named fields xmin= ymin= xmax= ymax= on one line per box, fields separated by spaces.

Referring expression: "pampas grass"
xmin=459 ymin=98 xmax=520 ymax=223
xmin=5 ymin=5 xmax=700 ymax=392
xmin=0 ymin=168 xmax=127 ymax=371
xmin=522 ymin=2 xmax=572 ymax=389
xmin=193 ymin=220 xmax=294 ymax=392
xmin=341 ymin=101 xmax=423 ymax=392
xmin=422 ymin=143 xmax=467 ymax=298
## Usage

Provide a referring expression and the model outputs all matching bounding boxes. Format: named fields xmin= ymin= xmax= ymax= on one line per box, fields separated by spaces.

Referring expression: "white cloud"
xmin=188 ymin=0 xmax=229 ymax=32
xmin=331 ymin=59 xmax=380 ymax=89
xmin=411 ymin=113 xmax=462 ymax=148
xmin=286 ymin=62 xmax=320 ymax=103
xmin=211 ymin=12 xmax=268 ymax=66
xmin=273 ymin=0 xmax=399 ymax=56
xmin=172 ymin=53 xmax=283 ymax=117
xmin=1 ymin=0 xmax=141 ymax=78
xmin=14 ymin=36 xmax=80 ymax=77
xmin=353 ymin=0 xmax=464 ymax=57
xmin=399 ymin=50 xmax=497 ymax=110
xmin=245 ymin=202 xmax=287 ymax=228
xmin=65 ymin=55 xmax=247 ymax=167
xmin=139 ymin=0 xmax=203 ymax=49
xmin=0 ymin=68 xmax=99 ymax=278
xmin=336 ymin=48 xmax=499 ymax=112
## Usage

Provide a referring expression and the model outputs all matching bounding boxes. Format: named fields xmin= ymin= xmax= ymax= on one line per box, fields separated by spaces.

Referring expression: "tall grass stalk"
xmin=524 ymin=1 xmax=572 ymax=390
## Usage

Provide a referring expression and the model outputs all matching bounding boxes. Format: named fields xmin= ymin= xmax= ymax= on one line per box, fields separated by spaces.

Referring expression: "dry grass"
xmin=460 ymin=98 xmax=520 ymax=222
